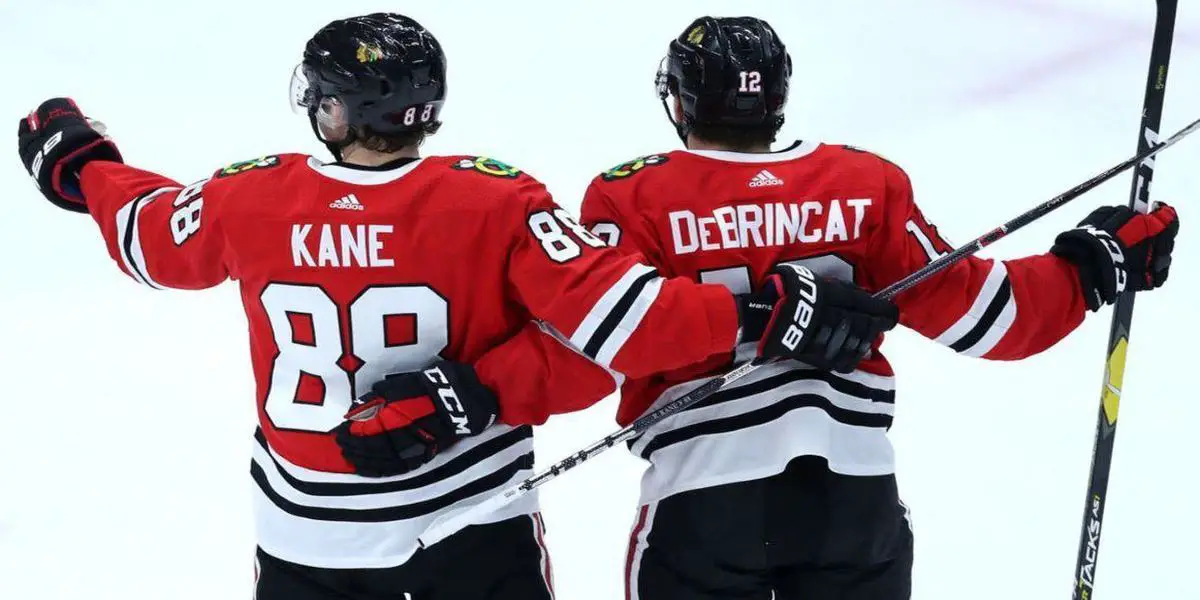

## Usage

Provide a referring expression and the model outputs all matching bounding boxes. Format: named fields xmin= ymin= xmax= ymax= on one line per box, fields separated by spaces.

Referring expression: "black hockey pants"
xmin=254 ymin=514 xmax=554 ymax=600
xmin=624 ymin=456 xmax=913 ymax=600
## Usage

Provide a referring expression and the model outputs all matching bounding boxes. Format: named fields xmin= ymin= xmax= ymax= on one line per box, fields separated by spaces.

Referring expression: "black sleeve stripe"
xmin=117 ymin=187 xmax=178 ymax=290
xmin=948 ymin=278 xmax=1013 ymax=353
xmin=120 ymin=195 xmax=152 ymax=286
xmin=581 ymin=269 xmax=660 ymax=358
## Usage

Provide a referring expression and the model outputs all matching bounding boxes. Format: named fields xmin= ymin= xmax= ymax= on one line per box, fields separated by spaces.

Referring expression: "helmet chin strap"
xmin=660 ymin=97 xmax=690 ymax=145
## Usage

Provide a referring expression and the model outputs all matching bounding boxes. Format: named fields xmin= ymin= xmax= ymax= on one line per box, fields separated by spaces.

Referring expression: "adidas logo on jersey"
xmin=329 ymin=194 xmax=365 ymax=211
xmin=748 ymin=169 xmax=784 ymax=188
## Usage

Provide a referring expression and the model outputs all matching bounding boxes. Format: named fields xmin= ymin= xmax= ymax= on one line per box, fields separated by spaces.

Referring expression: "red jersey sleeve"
xmin=860 ymin=160 xmax=1087 ymax=360
xmin=78 ymin=160 xmax=229 ymax=290
xmin=505 ymin=176 xmax=739 ymax=378
xmin=580 ymin=173 xmax=743 ymax=425
xmin=474 ymin=321 xmax=619 ymax=426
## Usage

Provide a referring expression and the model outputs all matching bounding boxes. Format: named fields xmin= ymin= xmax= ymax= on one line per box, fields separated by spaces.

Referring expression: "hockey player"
xmin=15 ymin=13 xmax=903 ymax=600
xmin=576 ymin=16 xmax=1181 ymax=600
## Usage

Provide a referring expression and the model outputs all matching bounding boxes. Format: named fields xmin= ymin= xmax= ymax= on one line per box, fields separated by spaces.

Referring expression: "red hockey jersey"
xmin=578 ymin=141 xmax=1088 ymax=503
xmin=77 ymin=153 xmax=737 ymax=568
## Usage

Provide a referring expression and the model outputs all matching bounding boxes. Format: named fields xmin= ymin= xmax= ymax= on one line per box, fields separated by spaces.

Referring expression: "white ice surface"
xmin=1 ymin=1 xmax=1198 ymax=598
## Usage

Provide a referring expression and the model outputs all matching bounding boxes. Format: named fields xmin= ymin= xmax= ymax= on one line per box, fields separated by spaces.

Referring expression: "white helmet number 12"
xmin=739 ymin=71 xmax=762 ymax=93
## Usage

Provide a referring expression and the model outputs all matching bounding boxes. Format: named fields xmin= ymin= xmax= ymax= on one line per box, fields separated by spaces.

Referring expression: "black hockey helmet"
xmin=290 ymin=13 xmax=446 ymax=158
xmin=655 ymin=16 xmax=791 ymax=142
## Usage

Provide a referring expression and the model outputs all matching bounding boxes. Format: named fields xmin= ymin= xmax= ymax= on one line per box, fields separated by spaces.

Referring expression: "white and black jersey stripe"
xmin=114 ymin=187 xmax=178 ymax=289
xmin=250 ymin=424 xmax=539 ymax=569
xmin=628 ymin=361 xmax=897 ymax=504
xmin=569 ymin=263 xmax=663 ymax=369
xmin=635 ymin=368 xmax=895 ymax=459
xmin=934 ymin=261 xmax=1017 ymax=357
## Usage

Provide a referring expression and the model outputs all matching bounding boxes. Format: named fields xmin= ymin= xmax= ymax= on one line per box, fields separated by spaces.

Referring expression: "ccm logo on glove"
xmin=335 ymin=360 xmax=499 ymax=477
xmin=423 ymin=365 xmax=484 ymax=435
xmin=1051 ymin=203 xmax=1179 ymax=311
xmin=1076 ymin=225 xmax=1127 ymax=296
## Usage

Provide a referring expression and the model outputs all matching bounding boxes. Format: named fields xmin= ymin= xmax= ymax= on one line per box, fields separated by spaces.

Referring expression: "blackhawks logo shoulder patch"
xmin=600 ymin=154 xmax=669 ymax=181
xmin=451 ymin=156 xmax=522 ymax=178
xmin=216 ymin=155 xmax=281 ymax=178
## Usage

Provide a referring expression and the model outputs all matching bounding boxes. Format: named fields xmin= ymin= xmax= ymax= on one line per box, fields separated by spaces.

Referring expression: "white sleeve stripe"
xmin=933 ymin=261 xmax=1008 ymax=347
xmin=536 ymin=320 xmax=624 ymax=389
xmin=569 ymin=263 xmax=657 ymax=350
xmin=593 ymin=276 xmax=663 ymax=369
xmin=116 ymin=187 xmax=177 ymax=290
xmin=129 ymin=190 xmax=175 ymax=290
xmin=960 ymin=291 xmax=1017 ymax=358
xmin=114 ymin=198 xmax=148 ymax=286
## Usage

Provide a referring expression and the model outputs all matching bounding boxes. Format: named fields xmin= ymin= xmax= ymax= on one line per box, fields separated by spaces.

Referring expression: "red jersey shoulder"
xmin=585 ymin=150 xmax=681 ymax=211
xmin=814 ymin=144 xmax=909 ymax=186
xmin=420 ymin=155 xmax=552 ymax=210
xmin=801 ymin=144 xmax=914 ymax=223
xmin=137 ymin=154 xmax=304 ymax=223
xmin=198 ymin=153 xmax=307 ymax=195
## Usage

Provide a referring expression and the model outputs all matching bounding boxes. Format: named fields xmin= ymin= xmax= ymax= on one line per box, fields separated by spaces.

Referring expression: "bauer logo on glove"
xmin=17 ymin=98 xmax=123 ymax=212
xmin=774 ymin=264 xmax=819 ymax=352
xmin=747 ymin=264 xmax=899 ymax=374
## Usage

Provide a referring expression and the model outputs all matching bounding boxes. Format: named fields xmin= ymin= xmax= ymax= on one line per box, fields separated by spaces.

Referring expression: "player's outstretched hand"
xmin=1051 ymin=203 xmax=1179 ymax=312
xmin=739 ymin=264 xmax=899 ymax=373
xmin=17 ymin=98 xmax=122 ymax=213
xmin=335 ymin=361 xmax=499 ymax=477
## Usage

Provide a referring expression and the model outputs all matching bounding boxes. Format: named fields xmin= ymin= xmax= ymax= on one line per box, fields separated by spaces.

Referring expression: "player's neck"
xmin=685 ymin=136 xmax=772 ymax=154
xmin=339 ymin=145 xmax=420 ymax=167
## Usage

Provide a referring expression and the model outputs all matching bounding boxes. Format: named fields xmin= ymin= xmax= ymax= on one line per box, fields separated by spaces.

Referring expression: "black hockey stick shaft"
xmin=417 ymin=111 xmax=1199 ymax=549
xmin=1072 ymin=2 xmax=1176 ymax=598
xmin=884 ymin=113 xmax=1197 ymax=299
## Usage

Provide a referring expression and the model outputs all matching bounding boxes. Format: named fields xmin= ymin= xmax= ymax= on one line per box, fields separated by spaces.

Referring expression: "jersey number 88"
xmin=259 ymin=283 xmax=449 ymax=433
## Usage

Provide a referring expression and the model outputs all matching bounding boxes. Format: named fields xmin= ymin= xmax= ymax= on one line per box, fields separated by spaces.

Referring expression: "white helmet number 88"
xmin=403 ymin=104 xmax=436 ymax=126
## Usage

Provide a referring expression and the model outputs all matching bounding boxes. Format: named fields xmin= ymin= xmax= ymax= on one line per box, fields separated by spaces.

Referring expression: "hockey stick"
xmin=417 ymin=113 xmax=1200 ymax=549
xmin=1072 ymin=2 xmax=1176 ymax=598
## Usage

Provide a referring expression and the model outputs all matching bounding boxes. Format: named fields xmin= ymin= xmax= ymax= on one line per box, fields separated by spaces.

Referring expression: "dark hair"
xmin=353 ymin=126 xmax=427 ymax=153
xmin=689 ymin=121 xmax=780 ymax=151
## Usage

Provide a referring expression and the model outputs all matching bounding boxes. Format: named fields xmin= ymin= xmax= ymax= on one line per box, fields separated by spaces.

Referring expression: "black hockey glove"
xmin=334 ymin=361 xmax=499 ymax=477
xmin=735 ymin=281 xmax=781 ymax=346
xmin=1050 ymin=203 xmax=1179 ymax=312
xmin=747 ymin=264 xmax=899 ymax=373
xmin=17 ymin=98 xmax=122 ymax=213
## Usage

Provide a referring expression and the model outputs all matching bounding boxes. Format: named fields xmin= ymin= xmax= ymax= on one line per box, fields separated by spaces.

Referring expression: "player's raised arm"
xmin=506 ymin=177 xmax=740 ymax=379
xmin=18 ymin=98 xmax=229 ymax=290
xmin=862 ymin=158 xmax=1177 ymax=360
